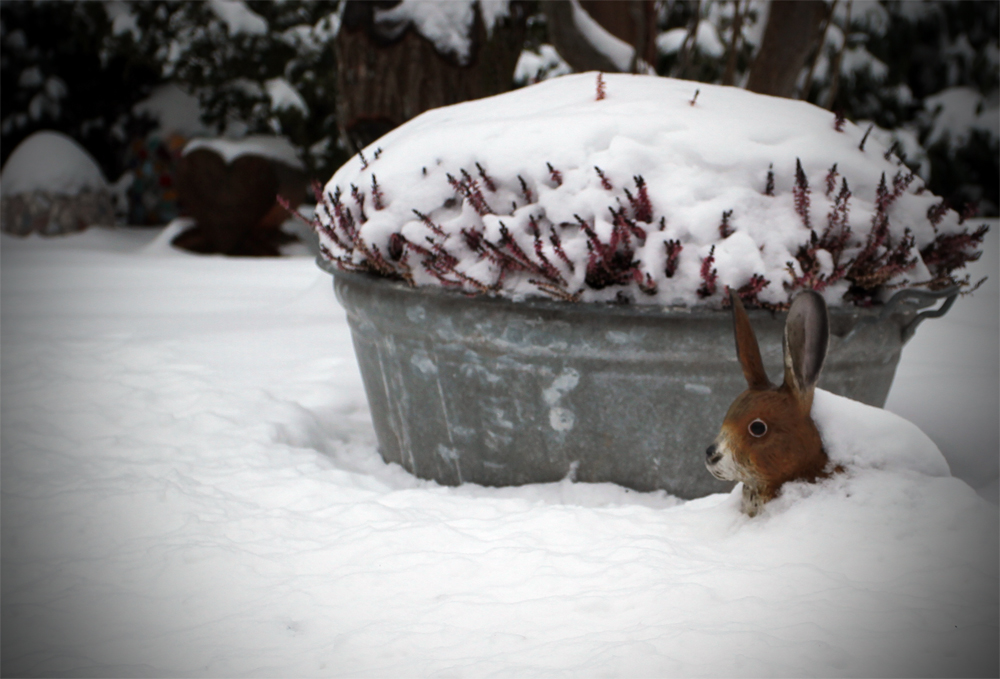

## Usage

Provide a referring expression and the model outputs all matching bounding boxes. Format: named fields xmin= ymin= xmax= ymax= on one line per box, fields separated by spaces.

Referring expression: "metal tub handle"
xmin=841 ymin=285 xmax=960 ymax=344
xmin=879 ymin=286 xmax=960 ymax=343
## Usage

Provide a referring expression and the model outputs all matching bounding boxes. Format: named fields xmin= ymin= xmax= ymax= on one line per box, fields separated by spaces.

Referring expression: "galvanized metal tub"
xmin=324 ymin=263 xmax=955 ymax=498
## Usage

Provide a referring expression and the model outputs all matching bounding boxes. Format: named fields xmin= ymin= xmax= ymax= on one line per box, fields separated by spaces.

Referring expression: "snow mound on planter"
xmin=812 ymin=388 xmax=950 ymax=477
xmin=1 ymin=130 xmax=107 ymax=196
xmin=317 ymin=73 xmax=986 ymax=308
xmin=183 ymin=135 xmax=304 ymax=170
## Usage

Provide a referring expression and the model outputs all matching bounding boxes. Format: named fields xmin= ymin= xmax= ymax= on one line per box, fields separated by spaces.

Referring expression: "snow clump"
xmin=183 ymin=135 xmax=304 ymax=170
xmin=315 ymin=73 xmax=988 ymax=309
xmin=373 ymin=0 xmax=510 ymax=65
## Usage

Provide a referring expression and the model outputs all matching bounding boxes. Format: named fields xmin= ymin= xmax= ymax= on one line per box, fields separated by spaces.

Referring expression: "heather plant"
xmin=306 ymin=74 xmax=988 ymax=311
xmin=307 ymin=156 xmax=985 ymax=309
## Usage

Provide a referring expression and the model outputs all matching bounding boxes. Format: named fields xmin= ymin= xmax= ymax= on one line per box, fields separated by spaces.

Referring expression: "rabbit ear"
xmin=730 ymin=289 xmax=771 ymax=390
xmin=782 ymin=290 xmax=829 ymax=406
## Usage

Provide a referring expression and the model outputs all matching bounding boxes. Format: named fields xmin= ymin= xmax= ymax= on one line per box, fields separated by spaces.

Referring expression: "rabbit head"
xmin=706 ymin=289 xmax=832 ymax=516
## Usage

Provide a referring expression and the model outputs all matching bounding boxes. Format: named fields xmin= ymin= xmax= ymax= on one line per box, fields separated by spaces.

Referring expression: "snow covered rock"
xmin=0 ymin=130 xmax=115 ymax=236
xmin=316 ymin=72 xmax=987 ymax=309
xmin=173 ymin=136 xmax=306 ymax=256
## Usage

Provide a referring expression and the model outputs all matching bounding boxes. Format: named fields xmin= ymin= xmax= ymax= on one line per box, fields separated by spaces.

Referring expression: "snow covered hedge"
xmin=313 ymin=73 xmax=987 ymax=309
xmin=0 ymin=130 xmax=115 ymax=236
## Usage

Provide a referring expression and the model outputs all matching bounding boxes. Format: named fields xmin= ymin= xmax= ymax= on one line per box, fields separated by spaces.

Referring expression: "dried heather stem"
xmin=549 ymin=227 xmax=575 ymax=273
xmin=825 ymin=163 xmax=839 ymax=197
xmin=630 ymin=175 xmax=653 ymax=223
xmin=475 ymin=163 xmax=497 ymax=192
xmin=858 ymin=124 xmax=874 ymax=151
xmin=595 ymin=166 xmax=612 ymax=191
xmin=697 ymin=245 xmax=718 ymax=298
xmin=719 ymin=210 xmax=734 ymax=239
xmin=665 ymin=239 xmax=682 ymax=278
xmin=927 ymin=200 xmax=949 ymax=230
xmin=547 ymin=162 xmax=563 ymax=187
xmin=371 ymin=174 xmax=385 ymax=210
xmin=350 ymin=184 xmax=368 ymax=224
xmin=793 ymin=159 xmax=811 ymax=230
xmin=833 ymin=109 xmax=845 ymax=132
xmin=517 ymin=175 xmax=534 ymax=204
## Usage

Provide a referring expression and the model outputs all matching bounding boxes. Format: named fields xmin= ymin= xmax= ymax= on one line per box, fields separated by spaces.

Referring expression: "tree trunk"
xmin=824 ymin=0 xmax=851 ymax=110
xmin=745 ymin=0 xmax=827 ymax=99
xmin=334 ymin=1 xmax=528 ymax=153
xmin=800 ymin=0 xmax=838 ymax=100
xmin=673 ymin=0 xmax=702 ymax=80
xmin=723 ymin=0 xmax=746 ymax=86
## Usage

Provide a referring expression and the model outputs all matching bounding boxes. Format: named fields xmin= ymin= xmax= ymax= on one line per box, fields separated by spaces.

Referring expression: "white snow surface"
xmin=813 ymin=390 xmax=950 ymax=478
xmin=514 ymin=44 xmax=573 ymax=85
xmin=0 ymin=130 xmax=107 ymax=196
xmin=183 ymin=135 xmax=304 ymax=170
xmin=656 ymin=27 xmax=689 ymax=55
xmin=208 ymin=0 xmax=268 ymax=37
xmin=265 ymin=77 xmax=310 ymax=116
xmin=105 ymin=1 xmax=141 ymax=40
xmin=923 ymin=86 xmax=1000 ymax=147
xmin=656 ymin=22 xmax=726 ymax=59
xmin=570 ymin=0 xmax=639 ymax=72
xmin=479 ymin=0 xmax=511 ymax=38
xmin=373 ymin=0 xmax=505 ymax=65
xmin=320 ymin=73 xmax=973 ymax=308
xmin=132 ymin=83 xmax=213 ymax=138
xmin=1 ymin=219 xmax=997 ymax=677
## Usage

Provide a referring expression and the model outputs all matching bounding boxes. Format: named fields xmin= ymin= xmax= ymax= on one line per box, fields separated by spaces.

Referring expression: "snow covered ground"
xmin=1 ymin=220 xmax=997 ymax=677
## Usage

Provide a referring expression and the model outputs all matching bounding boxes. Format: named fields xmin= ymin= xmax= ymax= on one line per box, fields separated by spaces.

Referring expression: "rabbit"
xmin=705 ymin=289 xmax=837 ymax=517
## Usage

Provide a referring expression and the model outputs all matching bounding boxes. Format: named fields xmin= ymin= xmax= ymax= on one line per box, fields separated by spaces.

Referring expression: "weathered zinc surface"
xmin=332 ymin=268 xmax=936 ymax=499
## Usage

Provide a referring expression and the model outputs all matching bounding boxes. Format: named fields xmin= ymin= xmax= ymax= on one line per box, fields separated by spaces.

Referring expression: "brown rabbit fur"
xmin=705 ymin=289 xmax=834 ymax=516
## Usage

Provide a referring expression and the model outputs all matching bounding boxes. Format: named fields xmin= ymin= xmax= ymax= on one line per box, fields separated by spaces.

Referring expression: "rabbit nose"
xmin=706 ymin=444 xmax=721 ymax=464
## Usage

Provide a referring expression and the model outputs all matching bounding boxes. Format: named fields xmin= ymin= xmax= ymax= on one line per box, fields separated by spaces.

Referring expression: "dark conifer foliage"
xmin=1 ymin=1 xmax=347 ymax=185
xmin=0 ymin=2 xmax=161 ymax=178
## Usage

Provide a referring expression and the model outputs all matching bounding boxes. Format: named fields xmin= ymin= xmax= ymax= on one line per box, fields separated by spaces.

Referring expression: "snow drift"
xmin=1 ymin=224 xmax=996 ymax=677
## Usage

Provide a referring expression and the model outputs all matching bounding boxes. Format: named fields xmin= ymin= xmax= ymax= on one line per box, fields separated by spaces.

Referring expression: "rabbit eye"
xmin=748 ymin=419 xmax=767 ymax=437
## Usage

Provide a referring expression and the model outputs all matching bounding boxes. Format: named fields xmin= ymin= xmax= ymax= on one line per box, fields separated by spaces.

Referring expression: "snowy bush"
xmin=0 ymin=130 xmax=115 ymax=235
xmin=313 ymin=73 xmax=986 ymax=309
